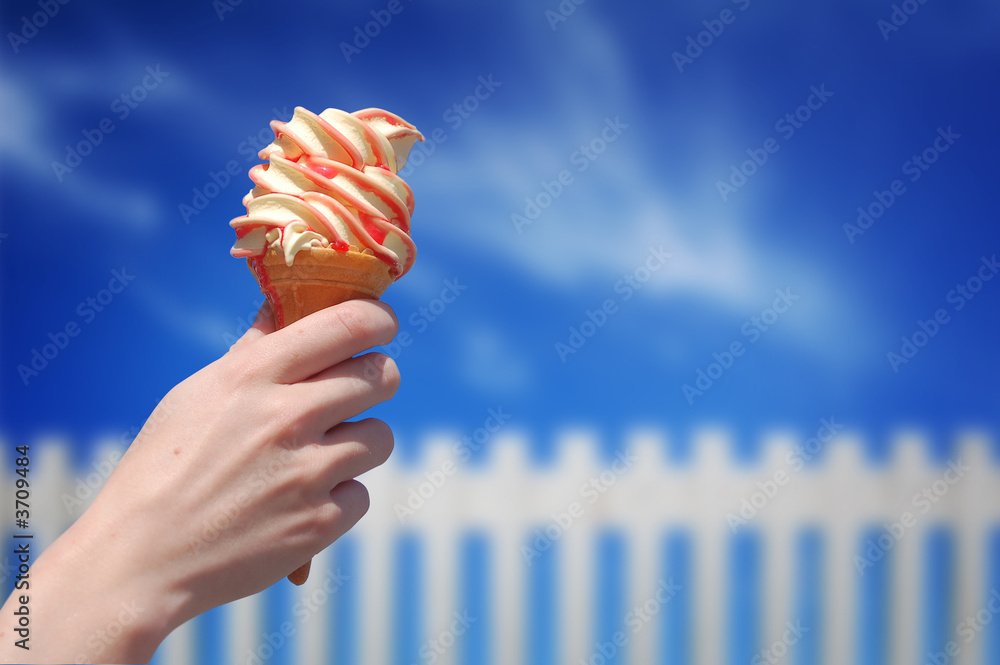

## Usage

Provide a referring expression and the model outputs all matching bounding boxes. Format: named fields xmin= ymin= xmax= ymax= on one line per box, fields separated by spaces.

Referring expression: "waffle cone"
xmin=248 ymin=247 xmax=395 ymax=586
xmin=250 ymin=247 xmax=395 ymax=330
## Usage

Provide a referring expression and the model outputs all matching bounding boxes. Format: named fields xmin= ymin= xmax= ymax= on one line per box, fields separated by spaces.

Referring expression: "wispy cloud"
xmin=0 ymin=68 xmax=162 ymax=232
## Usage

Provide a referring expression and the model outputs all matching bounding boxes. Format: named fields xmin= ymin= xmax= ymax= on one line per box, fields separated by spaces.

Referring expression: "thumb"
xmin=228 ymin=301 xmax=276 ymax=353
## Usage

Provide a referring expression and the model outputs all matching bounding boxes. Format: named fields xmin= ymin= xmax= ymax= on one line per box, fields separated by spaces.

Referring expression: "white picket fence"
xmin=3 ymin=427 xmax=999 ymax=664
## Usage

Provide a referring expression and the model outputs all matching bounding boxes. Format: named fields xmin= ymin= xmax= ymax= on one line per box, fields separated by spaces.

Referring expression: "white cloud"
xmin=0 ymin=68 xmax=161 ymax=232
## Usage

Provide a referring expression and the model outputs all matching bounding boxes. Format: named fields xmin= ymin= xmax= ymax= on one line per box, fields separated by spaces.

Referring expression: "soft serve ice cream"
xmin=230 ymin=107 xmax=423 ymax=275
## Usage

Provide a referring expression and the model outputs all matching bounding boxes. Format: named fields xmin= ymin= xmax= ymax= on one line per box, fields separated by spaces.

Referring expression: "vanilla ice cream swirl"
xmin=230 ymin=107 xmax=423 ymax=277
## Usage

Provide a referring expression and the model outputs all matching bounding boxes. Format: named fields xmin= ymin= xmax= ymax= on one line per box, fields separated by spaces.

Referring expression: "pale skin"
xmin=0 ymin=300 xmax=400 ymax=663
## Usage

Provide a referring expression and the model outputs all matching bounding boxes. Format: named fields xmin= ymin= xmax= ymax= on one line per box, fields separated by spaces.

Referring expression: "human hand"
xmin=0 ymin=300 xmax=399 ymax=663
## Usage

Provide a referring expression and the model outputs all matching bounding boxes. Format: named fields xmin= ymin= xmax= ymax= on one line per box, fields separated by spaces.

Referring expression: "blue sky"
xmin=1 ymin=0 xmax=998 ymax=458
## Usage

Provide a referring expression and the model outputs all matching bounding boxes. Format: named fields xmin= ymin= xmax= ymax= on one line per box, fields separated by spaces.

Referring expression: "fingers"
xmin=288 ymin=479 xmax=370 ymax=574
xmin=283 ymin=420 xmax=391 ymax=574
xmin=260 ymin=300 xmax=398 ymax=384
xmin=228 ymin=301 xmax=276 ymax=353
xmin=314 ymin=479 xmax=370 ymax=543
xmin=291 ymin=353 xmax=400 ymax=434
xmin=313 ymin=418 xmax=395 ymax=488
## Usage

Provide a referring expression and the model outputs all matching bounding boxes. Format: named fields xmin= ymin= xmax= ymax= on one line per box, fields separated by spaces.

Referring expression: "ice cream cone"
xmin=250 ymin=246 xmax=395 ymax=330
xmin=249 ymin=246 xmax=395 ymax=586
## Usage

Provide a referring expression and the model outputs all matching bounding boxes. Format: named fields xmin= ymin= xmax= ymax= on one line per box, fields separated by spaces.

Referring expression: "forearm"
xmin=0 ymin=516 xmax=182 ymax=664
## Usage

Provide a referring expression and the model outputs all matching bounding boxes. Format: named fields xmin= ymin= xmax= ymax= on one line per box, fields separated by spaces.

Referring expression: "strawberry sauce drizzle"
xmin=248 ymin=257 xmax=284 ymax=329
xmin=362 ymin=216 xmax=388 ymax=244
xmin=307 ymin=162 xmax=338 ymax=179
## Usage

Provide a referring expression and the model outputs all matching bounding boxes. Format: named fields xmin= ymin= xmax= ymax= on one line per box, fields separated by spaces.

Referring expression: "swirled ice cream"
xmin=230 ymin=107 xmax=423 ymax=276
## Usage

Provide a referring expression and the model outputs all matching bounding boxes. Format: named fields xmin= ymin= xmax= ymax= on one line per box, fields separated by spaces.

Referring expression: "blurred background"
xmin=1 ymin=0 xmax=999 ymax=663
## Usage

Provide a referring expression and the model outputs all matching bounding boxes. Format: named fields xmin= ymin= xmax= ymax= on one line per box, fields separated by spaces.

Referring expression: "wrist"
xmin=24 ymin=512 xmax=188 ymax=663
